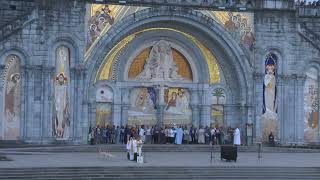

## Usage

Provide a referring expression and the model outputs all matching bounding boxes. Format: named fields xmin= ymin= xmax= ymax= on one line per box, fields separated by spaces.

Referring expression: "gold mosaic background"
xmin=128 ymin=47 xmax=193 ymax=80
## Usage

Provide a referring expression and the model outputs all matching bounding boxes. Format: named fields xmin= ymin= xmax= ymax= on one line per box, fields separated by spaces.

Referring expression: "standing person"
xmin=175 ymin=126 xmax=183 ymax=145
xmin=103 ymin=126 xmax=108 ymax=144
xmin=120 ymin=126 xmax=125 ymax=144
xmin=127 ymin=126 xmax=132 ymax=143
xmin=211 ymin=127 xmax=216 ymax=145
xmin=169 ymin=127 xmax=175 ymax=144
xmin=183 ymin=126 xmax=189 ymax=144
xmin=145 ymin=126 xmax=152 ymax=144
xmin=233 ymin=126 xmax=241 ymax=146
xmin=153 ymin=126 xmax=159 ymax=144
xmin=204 ymin=126 xmax=210 ymax=144
xmin=111 ymin=125 xmax=116 ymax=144
xmin=215 ymin=126 xmax=221 ymax=145
xmin=165 ymin=126 xmax=169 ymax=144
xmin=139 ymin=125 xmax=145 ymax=143
xmin=190 ymin=126 xmax=195 ymax=144
xmin=88 ymin=127 xmax=94 ymax=145
xmin=193 ymin=127 xmax=198 ymax=144
xmin=198 ymin=126 xmax=205 ymax=144
xmin=115 ymin=126 xmax=120 ymax=144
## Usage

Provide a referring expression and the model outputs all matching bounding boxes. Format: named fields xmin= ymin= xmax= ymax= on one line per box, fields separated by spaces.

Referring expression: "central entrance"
xmin=127 ymin=40 xmax=193 ymax=126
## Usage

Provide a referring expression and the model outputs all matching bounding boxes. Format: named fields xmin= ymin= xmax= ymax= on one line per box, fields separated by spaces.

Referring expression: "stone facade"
xmin=0 ymin=0 xmax=319 ymax=144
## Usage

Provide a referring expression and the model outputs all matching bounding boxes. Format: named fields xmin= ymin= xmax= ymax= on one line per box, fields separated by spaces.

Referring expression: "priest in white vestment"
xmin=233 ymin=128 xmax=241 ymax=145
xmin=175 ymin=127 xmax=183 ymax=145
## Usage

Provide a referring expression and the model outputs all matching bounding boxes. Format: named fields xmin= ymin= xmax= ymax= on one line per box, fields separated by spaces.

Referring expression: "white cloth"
xmin=233 ymin=128 xmax=241 ymax=145
xmin=139 ymin=128 xmax=145 ymax=142
xmin=198 ymin=128 xmax=205 ymax=144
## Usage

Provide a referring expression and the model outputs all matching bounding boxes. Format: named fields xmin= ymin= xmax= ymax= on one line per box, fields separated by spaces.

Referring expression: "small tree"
xmin=212 ymin=88 xmax=225 ymax=104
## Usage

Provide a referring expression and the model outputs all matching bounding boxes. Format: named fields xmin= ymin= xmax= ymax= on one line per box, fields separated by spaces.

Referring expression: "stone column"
xmin=200 ymin=86 xmax=210 ymax=127
xmin=113 ymin=104 xmax=122 ymax=127
xmin=157 ymin=105 xmax=165 ymax=127
xmin=0 ymin=65 xmax=5 ymax=137
xmin=200 ymin=105 xmax=211 ymax=127
xmin=191 ymin=105 xmax=199 ymax=127
xmin=277 ymin=74 xmax=290 ymax=144
xmin=157 ymin=85 xmax=166 ymax=127
xmin=296 ymin=75 xmax=306 ymax=143
xmin=120 ymin=88 xmax=129 ymax=126
xmin=88 ymin=102 xmax=96 ymax=128
xmin=190 ymin=89 xmax=199 ymax=127
xmin=253 ymin=72 xmax=264 ymax=141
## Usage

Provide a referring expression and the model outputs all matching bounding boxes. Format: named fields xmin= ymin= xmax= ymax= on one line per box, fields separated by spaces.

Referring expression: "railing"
xmin=297 ymin=7 xmax=320 ymax=17
xmin=0 ymin=9 xmax=38 ymax=42
xmin=88 ymin=0 xmax=296 ymax=11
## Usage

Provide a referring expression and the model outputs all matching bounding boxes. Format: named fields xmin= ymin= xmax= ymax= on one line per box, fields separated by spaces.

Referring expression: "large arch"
xmin=84 ymin=8 xmax=253 ymax=127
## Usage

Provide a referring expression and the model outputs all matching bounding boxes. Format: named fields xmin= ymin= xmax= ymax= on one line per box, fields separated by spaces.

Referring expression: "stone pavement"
xmin=1 ymin=151 xmax=320 ymax=169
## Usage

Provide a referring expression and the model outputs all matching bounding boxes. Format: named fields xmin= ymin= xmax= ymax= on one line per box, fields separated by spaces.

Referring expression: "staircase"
xmin=2 ymin=144 xmax=320 ymax=154
xmin=298 ymin=22 xmax=320 ymax=51
xmin=0 ymin=9 xmax=38 ymax=42
xmin=0 ymin=166 xmax=319 ymax=180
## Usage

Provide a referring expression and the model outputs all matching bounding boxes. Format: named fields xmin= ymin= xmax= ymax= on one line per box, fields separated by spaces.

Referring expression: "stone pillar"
xmin=113 ymin=104 xmax=122 ymax=127
xmin=200 ymin=105 xmax=211 ymax=127
xmin=157 ymin=85 xmax=166 ymax=127
xmin=88 ymin=102 xmax=96 ymax=128
xmin=277 ymin=74 xmax=289 ymax=144
xmin=190 ymin=89 xmax=199 ymax=127
xmin=191 ymin=105 xmax=199 ymax=127
xmin=296 ymin=75 xmax=306 ymax=143
xmin=121 ymin=105 xmax=129 ymax=126
xmin=157 ymin=105 xmax=165 ymax=127
xmin=200 ymin=86 xmax=210 ymax=127
xmin=0 ymin=65 xmax=5 ymax=138
xmin=120 ymin=88 xmax=129 ymax=126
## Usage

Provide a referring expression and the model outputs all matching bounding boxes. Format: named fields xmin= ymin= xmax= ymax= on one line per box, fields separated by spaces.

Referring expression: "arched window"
xmin=261 ymin=52 xmax=278 ymax=142
xmin=53 ymin=46 xmax=71 ymax=140
xmin=3 ymin=54 xmax=21 ymax=140
xmin=304 ymin=67 xmax=319 ymax=142
xmin=263 ymin=53 xmax=277 ymax=114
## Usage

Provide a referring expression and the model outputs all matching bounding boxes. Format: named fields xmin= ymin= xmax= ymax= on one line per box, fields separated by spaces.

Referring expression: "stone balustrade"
xmin=0 ymin=9 xmax=38 ymax=42
xmin=89 ymin=0 xmax=295 ymax=10
xmin=298 ymin=22 xmax=320 ymax=51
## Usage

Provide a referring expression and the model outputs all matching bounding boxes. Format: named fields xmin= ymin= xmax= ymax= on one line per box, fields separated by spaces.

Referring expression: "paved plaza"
xmin=1 ymin=151 xmax=320 ymax=169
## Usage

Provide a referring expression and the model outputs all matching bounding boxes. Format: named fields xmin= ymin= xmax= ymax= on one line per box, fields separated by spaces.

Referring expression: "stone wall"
xmin=0 ymin=1 xmax=319 ymax=144
xmin=0 ymin=0 xmax=86 ymax=143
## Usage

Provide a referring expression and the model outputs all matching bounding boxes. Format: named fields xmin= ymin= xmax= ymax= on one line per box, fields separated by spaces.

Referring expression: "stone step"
xmin=2 ymin=145 xmax=319 ymax=153
xmin=0 ymin=167 xmax=318 ymax=180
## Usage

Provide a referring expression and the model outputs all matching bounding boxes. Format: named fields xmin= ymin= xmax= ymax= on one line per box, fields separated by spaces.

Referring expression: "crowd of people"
xmin=88 ymin=124 xmax=241 ymax=146
xmin=296 ymin=0 xmax=320 ymax=7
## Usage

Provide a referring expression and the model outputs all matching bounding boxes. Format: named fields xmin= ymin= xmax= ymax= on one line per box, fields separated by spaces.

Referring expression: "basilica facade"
xmin=0 ymin=0 xmax=319 ymax=144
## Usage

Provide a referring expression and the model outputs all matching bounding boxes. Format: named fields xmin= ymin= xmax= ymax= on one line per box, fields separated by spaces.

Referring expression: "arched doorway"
xmin=85 ymin=8 xmax=252 ymax=131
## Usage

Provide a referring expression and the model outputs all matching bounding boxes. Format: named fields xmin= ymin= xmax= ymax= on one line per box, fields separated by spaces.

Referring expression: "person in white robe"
xmin=126 ymin=137 xmax=138 ymax=160
xmin=139 ymin=126 xmax=145 ymax=143
xmin=233 ymin=127 xmax=241 ymax=145
xmin=198 ymin=127 xmax=205 ymax=144
xmin=175 ymin=127 xmax=183 ymax=145
xmin=136 ymin=137 xmax=143 ymax=157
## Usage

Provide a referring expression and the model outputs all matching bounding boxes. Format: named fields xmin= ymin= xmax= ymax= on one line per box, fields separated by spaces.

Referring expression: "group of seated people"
xmin=88 ymin=124 xmax=238 ymax=146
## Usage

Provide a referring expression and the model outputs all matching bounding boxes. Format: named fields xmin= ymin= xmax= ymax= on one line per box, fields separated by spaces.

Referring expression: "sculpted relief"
xmin=133 ymin=40 xmax=191 ymax=82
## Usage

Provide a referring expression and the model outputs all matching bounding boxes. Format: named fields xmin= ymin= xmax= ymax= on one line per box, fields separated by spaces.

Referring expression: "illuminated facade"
xmin=0 ymin=0 xmax=319 ymax=144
